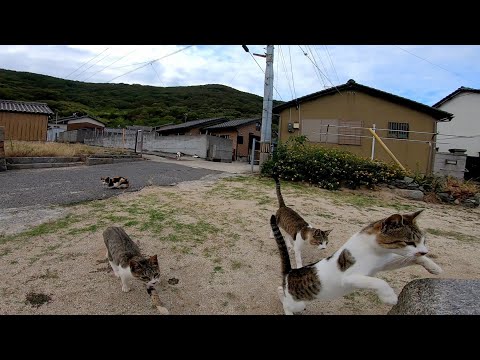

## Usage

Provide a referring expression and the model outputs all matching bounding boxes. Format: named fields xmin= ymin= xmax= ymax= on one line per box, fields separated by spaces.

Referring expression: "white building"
xmin=434 ymin=87 xmax=480 ymax=157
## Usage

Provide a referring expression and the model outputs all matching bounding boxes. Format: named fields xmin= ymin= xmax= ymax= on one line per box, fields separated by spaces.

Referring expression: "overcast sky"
xmin=0 ymin=45 xmax=478 ymax=106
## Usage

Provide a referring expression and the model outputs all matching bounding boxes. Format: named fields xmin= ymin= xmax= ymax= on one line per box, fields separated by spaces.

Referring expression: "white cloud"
xmin=0 ymin=45 xmax=479 ymax=106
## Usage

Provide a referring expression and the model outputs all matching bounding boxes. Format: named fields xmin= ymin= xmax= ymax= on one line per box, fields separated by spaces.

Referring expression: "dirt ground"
xmin=1 ymin=172 xmax=479 ymax=315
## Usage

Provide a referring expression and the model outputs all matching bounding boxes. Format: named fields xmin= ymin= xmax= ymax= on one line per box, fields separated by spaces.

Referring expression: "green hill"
xmin=0 ymin=68 xmax=283 ymax=128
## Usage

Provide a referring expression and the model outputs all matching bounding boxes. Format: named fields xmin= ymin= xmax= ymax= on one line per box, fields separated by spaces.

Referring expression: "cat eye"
xmin=405 ymin=241 xmax=416 ymax=247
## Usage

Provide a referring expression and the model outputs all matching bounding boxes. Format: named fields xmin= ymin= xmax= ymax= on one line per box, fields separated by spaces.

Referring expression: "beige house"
xmin=273 ymin=79 xmax=454 ymax=174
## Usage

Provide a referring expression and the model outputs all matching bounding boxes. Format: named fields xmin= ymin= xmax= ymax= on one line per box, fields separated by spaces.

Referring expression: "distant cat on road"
xmin=101 ymin=176 xmax=130 ymax=189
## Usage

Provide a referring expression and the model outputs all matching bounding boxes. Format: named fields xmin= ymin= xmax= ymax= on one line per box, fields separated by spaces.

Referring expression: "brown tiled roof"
xmin=156 ymin=117 xmax=228 ymax=133
xmin=273 ymin=79 xmax=454 ymax=122
xmin=0 ymin=99 xmax=54 ymax=115
xmin=204 ymin=118 xmax=261 ymax=130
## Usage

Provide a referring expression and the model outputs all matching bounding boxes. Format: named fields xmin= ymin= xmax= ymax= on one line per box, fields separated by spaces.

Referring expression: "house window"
xmin=237 ymin=135 xmax=244 ymax=144
xmin=388 ymin=122 xmax=409 ymax=139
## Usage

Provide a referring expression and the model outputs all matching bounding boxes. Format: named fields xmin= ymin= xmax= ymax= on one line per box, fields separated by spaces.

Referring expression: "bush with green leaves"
xmin=261 ymin=136 xmax=405 ymax=190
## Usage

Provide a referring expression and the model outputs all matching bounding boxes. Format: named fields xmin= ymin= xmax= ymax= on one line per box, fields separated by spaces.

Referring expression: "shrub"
xmin=261 ymin=136 xmax=405 ymax=190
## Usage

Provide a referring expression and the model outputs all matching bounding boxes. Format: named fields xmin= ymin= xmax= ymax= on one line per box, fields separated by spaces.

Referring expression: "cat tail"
xmin=273 ymin=175 xmax=286 ymax=208
xmin=270 ymin=214 xmax=291 ymax=276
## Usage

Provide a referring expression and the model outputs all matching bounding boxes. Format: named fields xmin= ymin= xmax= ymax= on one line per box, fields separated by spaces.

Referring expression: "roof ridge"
xmin=0 ymin=99 xmax=49 ymax=105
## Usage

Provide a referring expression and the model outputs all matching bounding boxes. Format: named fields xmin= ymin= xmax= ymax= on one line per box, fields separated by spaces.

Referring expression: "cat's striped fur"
xmin=270 ymin=175 xmax=332 ymax=268
xmin=270 ymin=210 xmax=443 ymax=315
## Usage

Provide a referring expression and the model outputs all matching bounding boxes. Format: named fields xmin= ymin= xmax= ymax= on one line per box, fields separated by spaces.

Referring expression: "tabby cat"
xmin=101 ymin=176 xmax=130 ymax=189
xmin=270 ymin=210 xmax=443 ymax=315
xmin=103 ymin=226 xmax=160 ymax=293
xmin=270 ymin=175 xmax=332 ymax=268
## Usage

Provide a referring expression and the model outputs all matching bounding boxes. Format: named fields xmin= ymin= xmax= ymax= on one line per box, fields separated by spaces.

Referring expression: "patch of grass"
xmin=45 ymin=244 xmax=62 ymax=253
xmin=0 ymin=234 xmax=16 ymax=246
xmin=225 ymin=292 xmax=236 ymax=300
xmin=426 ymin=228 xmax=478 ymax=243
xmin=103 ymin=214 xmax=133 ymax=223
xmin=0 ymin=248 xmax=11 ymax=257
xmin=231 ymin=260 xmax=243 ymax=270
xmin=316 ymin=212 xmax=334 ymax=219
xmin=387 ymin=203 xmax=417 ymax=212
xmin=67 ymin=224 xmax=99 ymax=235
xmin=6 ymin=141 xmax=128 ymax=157
xmin=124 ymin=220 xmax=140 ymax=227
xmin=89 ymin=201 xmax=107 ymax=209
xmin=256 ymin=195 xmax=274 ymax=206
xmin=23 ymin=215 xmax=77 ymax=237
xmin=213 ymin=266 xmax=223 ymax=273
xmin=39 ymin=269 xmax=59 ymax=280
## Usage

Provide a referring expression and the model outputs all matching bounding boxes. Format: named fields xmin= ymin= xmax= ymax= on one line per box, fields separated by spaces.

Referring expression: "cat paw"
xmin=277 ymin=286 xmax=284 ymax=303
xmin=426 ymin=264 xmax=443 ymax=275
xmin=379 ymin=291 xmax=398 ymax=305
xmin=122 ymin=285 xmax=131 ymax=293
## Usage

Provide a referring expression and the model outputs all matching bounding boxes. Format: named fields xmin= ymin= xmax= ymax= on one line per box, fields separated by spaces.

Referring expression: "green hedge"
xmin=261 ymin=136 xmax=405 ymax=190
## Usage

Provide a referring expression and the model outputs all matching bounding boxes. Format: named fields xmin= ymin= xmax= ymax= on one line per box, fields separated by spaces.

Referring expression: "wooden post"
xmin=368 ymin=128 xmax=406 ymax=171
xmin=0 ymin=127 xmax=6 ymax=171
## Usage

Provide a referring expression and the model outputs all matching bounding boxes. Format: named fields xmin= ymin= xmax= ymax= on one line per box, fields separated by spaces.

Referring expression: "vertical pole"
xmin=259 ymin=45 xmax=274 ymax=166
xmin=251 ymin=137 xmax=256 ymax=173
xmin=371 ymin=123 xmax=376 ymax=160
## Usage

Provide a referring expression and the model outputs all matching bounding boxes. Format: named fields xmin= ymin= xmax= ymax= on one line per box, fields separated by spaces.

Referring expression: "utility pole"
xmin=242 ymin=45 xmax=274 ymax=166
xmin=259 ymin=45 xmax=274 ymax=165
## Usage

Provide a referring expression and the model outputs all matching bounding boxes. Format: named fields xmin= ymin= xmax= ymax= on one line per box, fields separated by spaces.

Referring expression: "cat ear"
xmin=404 ymin=209 xmax=424 ymax=222
xmin=149 ymin=255 xmax=158 ymax=266
xmin=324 ymin=229 xmax=333 ymax=236
xmin=382 ymin=214 xmax=403 ymax=232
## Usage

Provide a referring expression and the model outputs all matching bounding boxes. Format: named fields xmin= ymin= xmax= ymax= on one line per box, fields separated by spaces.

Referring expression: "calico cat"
xmin=270 ymin=209 xmax=443 ymax=315
xmin=101 ymin=176 xmax=130 ymax=189
xmin=270 ymin=175 xmax=332 ymax=268
xmin=103 ymin=226 xmax=161 ymax=293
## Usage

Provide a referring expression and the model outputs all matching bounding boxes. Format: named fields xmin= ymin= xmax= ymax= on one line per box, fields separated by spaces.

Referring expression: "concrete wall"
xmin=434 ymin=152 xmax=467 ymax=179
xmin=59 ymin=129 xmax=93 ymax=143
xmin=206 ymin=134 xmax=233 ymax=162
xmin=84 ymin=133 xmax=233 ymax=162
xmin=208 ymin=122 xmax=261 ymax=161
xmin=0 ymin=127 xmax=6 ymax=171
xmin=436 ymin=92 xmax=480 ymax=157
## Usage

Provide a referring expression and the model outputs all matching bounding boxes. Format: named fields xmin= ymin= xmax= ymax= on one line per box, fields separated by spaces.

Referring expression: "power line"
xmin=107 ymin=45 xmax=194 ymax=83
xmin=393 ymin=45 xmax=471 ymax=83
xmin=278 ymin=45 xmax=295 ymax=100
xmin=150 ymin=63 xmax=165 ymax=86
xmin=305 ymin=45 xmax=327 ymax=88
xmin=309 ymin=45 xmax=329 ymax=87
xmin=288 ymin=46 xmax=297 ymax=99
xmin=82 ymin=48 xmax=137 ymax=82
xmin=72 ymin=52 xmax=111 ymax=80
xmin=65 ymin=47 xmax=109 ymax=79
xmin=298 ymin=45 xmax=341 ymax=95
xmin=323 ymin=45 xmax=340 ymax=83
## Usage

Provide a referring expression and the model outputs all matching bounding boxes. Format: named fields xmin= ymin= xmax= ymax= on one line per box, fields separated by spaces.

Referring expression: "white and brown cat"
xmin=103 ymin=226 xmax=161 ymax=294
xmin=270 ymin=175 xmax=332 ymax=268
xmin=270 ymin=209 xmax=443 ymax=315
